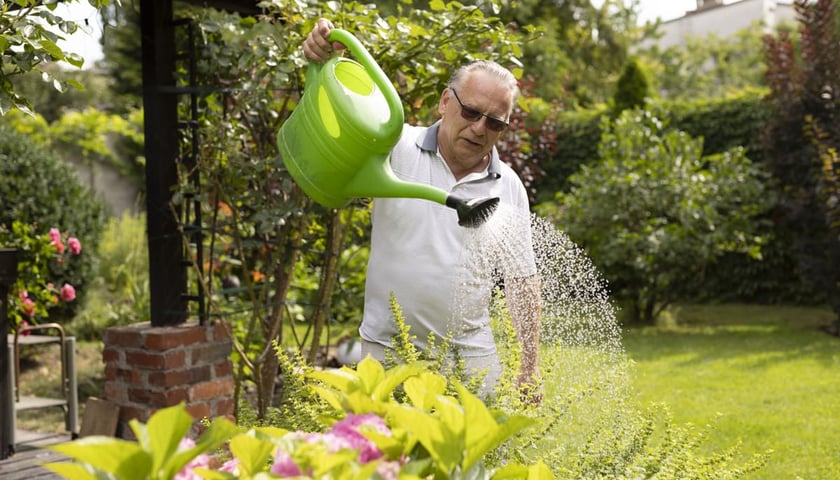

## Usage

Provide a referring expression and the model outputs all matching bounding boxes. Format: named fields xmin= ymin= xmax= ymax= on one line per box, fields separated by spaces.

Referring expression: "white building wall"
xmin=651 ymin=0 xmax=797 ymax=49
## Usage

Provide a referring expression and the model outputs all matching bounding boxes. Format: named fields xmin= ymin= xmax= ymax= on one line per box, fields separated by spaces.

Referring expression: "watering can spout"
xmin=278 ymin=28 xmax=498 ymax=227
xmin=446 ymin=196 xmax=500 ymax=228
xmin=342 ymin=153 xmax=500 ymax=228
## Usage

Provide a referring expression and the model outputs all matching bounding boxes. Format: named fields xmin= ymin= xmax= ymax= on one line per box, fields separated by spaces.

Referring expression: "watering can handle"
xmin=306 ymin=29 xmax=405 ymax=130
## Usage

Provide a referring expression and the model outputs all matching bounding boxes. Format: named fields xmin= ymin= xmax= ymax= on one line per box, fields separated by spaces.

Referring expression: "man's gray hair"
xmin=447 ymin=60 xmax=520 ymax=105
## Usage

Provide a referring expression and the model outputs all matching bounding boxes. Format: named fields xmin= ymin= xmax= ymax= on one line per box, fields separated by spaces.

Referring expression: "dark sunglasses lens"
xmin=460 ymin=106 xmax=483 ymax=121
xmin=485 ymin=118 xmax=507 ymax=132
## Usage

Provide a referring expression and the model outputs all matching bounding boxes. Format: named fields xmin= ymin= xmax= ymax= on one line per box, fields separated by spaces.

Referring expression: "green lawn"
xmin=622 ymin=304 xmax=840 ymax=480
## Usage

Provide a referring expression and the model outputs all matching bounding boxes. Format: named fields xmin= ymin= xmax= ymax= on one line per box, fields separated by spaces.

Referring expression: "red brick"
xmin=103 ymin=325 xmax=148 ymax=348
xmin=119 ymin=405 xmax=150 ymax=423
xmin=104 ymin=383 xmax=128 ymax=402
xmin=185 ymin=402 xmax=212 ymax=420
xmin=148 ymin=369 xmax=192 ymax=388
xmin=144 ymin=324 xmax=208 ymax=350
xmin=189 ymin=378 xmax=235 ymax=402
xmin=212 ymin=397 xmax=235 ymax=418
xmin=102 ymin=347 xmax=122 ymax=365
xmin=189 ymin=365 xmax=212 ymax=384
xmin=213 ymin=360 xmax=233 ymax=378
xmin=212 ymin=321 xmax=231 ymax=341
xmin=119 ymin=367 xmax=144 ymax=384
xmin=125 ymin=349 xmax=186 ymax=370
xmin=190 ymin=342 xmax=231 ymax=365
xmin=129 ymin=386 xmax=188 ymax=406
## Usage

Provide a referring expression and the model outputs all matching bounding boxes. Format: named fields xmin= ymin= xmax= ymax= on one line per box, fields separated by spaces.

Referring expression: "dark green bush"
xmin=537 ymin=90 xmax=821 ymax=305
xmin=539 ymin=89 xmax=769 ymax=201
xmin=612 ymin=58 xmax=650 ymax=115
xmin=0 ymin=122 xmax=106 ymax=320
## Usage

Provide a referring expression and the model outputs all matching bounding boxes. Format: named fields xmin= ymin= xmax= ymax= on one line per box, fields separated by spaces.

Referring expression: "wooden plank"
xmin=79 ymin=397 xmax=120 ymax=437
xmin=0 ymin=431 xmax=69 ymax=480
xmin=15 ymin=396 xmax=67 ymax=411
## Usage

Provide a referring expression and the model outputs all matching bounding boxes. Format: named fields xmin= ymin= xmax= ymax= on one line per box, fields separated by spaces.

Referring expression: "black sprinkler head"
xmin=445 ymin=195 xmax=500 ymax=228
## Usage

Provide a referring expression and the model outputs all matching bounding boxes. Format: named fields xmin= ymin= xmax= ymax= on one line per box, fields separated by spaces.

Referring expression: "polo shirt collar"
xmin=417 ymin=121 xmax=502 ymax=181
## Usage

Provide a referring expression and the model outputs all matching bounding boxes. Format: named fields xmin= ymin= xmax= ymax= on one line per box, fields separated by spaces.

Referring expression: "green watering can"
xmin=277 ymin=29 xmax=498 ymax=227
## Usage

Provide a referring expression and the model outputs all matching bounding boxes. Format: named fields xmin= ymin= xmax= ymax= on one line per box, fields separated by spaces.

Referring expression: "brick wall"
xmin=102 ymin=321 xmax=234 ymax=439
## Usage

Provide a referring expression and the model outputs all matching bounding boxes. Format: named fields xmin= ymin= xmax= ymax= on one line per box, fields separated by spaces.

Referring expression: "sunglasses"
xmin=450 ymin=89 xmax=509 ymax=132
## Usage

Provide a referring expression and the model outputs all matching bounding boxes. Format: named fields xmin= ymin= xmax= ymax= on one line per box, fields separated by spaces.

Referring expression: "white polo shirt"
xmin=359 ymin=122 xmax=536 ymax=357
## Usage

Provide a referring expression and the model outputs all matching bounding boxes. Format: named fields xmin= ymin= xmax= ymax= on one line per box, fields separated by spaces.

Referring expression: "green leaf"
xmin=229 ymin=432 xmax=275 ymax=476
xmin=403 ymin=371 xmax=447 ymax=411
xmin=160 ymin=416 xmax=239 ymax=479
xmin=42 ymin=462 xmax=103 ymax=480
xmin=145 ymin=403 xmax=194 ymax=476
xmin=387 ymin=403 xmax=461 ymax=472
xmin=306 ymin=367 xmax=360 ymax=393
xmin=37 ymin=38 xmax=63 ymax=60
xmin=355 ymin=355 xmax=385 ymax=394
xmin=459 ymin=383 xmax=534 ymax=472
xmin=429 ymin=0 xmax=447 ymax=11
xmin=49 ymin=436 xmax=152 ymax=480
xmin=371 ymin=361 xmax=430 ymax=402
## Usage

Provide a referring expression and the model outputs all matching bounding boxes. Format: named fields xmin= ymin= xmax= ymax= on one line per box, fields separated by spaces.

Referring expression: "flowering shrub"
xmin=0 ymin=220 xmax=83 ymax=332
xmin=45 ymin=357 xmax=551 ymax=480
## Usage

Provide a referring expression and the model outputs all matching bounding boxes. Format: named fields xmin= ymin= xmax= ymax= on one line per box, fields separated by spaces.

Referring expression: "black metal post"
xmin=141 ymin=0 xmax=188 ymax=326
xmin=0 ymin=248 xmax=18 ymax=459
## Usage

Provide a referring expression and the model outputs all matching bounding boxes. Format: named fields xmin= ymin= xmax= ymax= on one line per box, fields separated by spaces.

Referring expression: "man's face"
xmin=437 ymin=71 xmax=513 ymax=178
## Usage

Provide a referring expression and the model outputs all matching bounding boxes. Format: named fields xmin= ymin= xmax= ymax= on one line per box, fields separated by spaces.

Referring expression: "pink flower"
xmin=329 ymin=413 xmax=389 ymax=463
xmin=270 ymin=448 xmax=303 ymax=477
xmin=21 ymin=298 xmax=35 ymax=316
xmin=60 ymin=283 xmax=76 ymax=301
xmin=219 ymin=458 xmax=240 ymax=474
xmin=376 ymin=460 xmax=403 ymax=480
xmin=19 ymin=320 xmax=31 ymax=336
xmin=18 ymin=290 xmax=28 ymax=301
xmin=174 ymin=438 xmax=211 ymax=480
xmin=68 ymin=237 xmax=82 ymax=255
xmin=49 ymin=228 xmax=61 ymax=244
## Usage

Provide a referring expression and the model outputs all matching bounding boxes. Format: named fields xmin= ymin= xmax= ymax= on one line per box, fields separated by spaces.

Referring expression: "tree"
xmin=0 ymin=0 xmax=113 ymax=114
xmin=638 ymin=21 xmax=774 ymax=101
xmin=498 ymin=0 xmax=656 ymax=107
xmin=611 ymin=57 xmax=649 ymax=115
xmin=540 ymin=110 xmax=772 ymax=324
xmin=763 ymin=0 xmax=840 ymax=333
xmin=98 ymin=0 xmax=142 ymax=112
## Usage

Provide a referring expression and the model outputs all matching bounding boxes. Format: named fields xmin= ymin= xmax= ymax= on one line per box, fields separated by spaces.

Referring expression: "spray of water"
xmin=453 ymin=203 xmax=635 ymax=471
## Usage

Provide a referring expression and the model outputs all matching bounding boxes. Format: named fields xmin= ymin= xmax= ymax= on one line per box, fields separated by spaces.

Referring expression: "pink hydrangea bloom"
xmin=68 ymin=237 xmax=82 ymax=255
xmin=219 ymin=458 xmax=240 ymax=474
xmin=60 ymin=283 xmax=76 ymax=301
xmin=376 ymin=459 xmax=403 ymax=480
xmin=269 ymin=414 xmax=394 ymax=477
xmin=174 ymin=438 xmax=211 ymax=480
xmin=270 ymin=448 xmax=303 ymax=477
xmin=329 ymin=413 xmax=390 ymax=463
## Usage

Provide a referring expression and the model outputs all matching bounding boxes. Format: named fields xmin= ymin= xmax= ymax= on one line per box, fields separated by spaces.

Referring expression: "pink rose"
xmin=53 ymin=239 xmax=65 ymax=254
xmin=60 ymin=283 xmax=76 ymax=301
xmin=21 ymin=298 xmax=35 ymax=316
xmin=68 ymin=237 xmax=82 ymax=255
xmin=49 ymin=228 xmax=61 ymax=244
